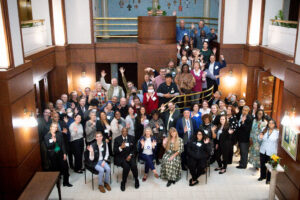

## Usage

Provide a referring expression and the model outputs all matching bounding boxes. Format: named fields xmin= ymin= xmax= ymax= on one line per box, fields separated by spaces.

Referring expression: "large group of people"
xmin=37 ymin=19 xmax=279 ymax=193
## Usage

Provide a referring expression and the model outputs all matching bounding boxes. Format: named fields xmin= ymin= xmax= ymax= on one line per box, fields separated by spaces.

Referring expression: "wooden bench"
xmin=18 ymin=172 xmax=61 ymax=200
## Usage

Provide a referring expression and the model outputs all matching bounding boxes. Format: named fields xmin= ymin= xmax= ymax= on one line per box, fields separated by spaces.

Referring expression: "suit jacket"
xmin=236 ymin=114 xmax=253 ymax=143
xmin=176 ymin=117 xmax=197 ymax=145
xmin=44 ymin=131 xmax=66 ymax=155
xmin=113 ymin=135 xmax=136 ymax=166
xmin=161 ymin=109 xmax=181 ymax=132
xmin=206 ymin=60 xmax=227 ymax=85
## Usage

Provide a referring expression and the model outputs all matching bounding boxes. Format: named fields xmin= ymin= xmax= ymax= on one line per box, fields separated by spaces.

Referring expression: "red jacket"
xmin=143 ymin=93 xmax=159 ymax=115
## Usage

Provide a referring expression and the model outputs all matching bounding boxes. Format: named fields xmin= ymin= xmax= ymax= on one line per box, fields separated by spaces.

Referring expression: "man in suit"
xmin=160 ymin=101 xmax=181 ymax=133
xmin=113 ymin=128 xmax=139 ymax=191
xmin=207 ymin=54 xmax=226 ymax=87
xmin=176 ymin=109 xmax=197 ymax=170
xmin=77 ymin=97 xmax=89 ymax=127
xmin=236 ymin=106 xmax=253 ymax=169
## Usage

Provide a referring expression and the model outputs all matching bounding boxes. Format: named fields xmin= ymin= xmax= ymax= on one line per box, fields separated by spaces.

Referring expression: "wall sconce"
xmin=79 ymin=71 xmax=91 ymax=88
xmin=224 ymin=70 xmax=237 ymax=87
xmin=281 ymin=107 xmax=300 ymax=132
xmin=13 ymin=108 xmax=38 ymax=128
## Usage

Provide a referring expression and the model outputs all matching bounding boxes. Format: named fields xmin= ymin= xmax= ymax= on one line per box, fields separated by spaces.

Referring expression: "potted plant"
xmin=269 ymin=154 xmax=280 ymax=169
xmin=147 ymin=7 xmax=153 ymax=16
xmin=162 ymin=11 xmax=167 ymax=16
xmin=156 ymin=5 xmax=163 ymax=16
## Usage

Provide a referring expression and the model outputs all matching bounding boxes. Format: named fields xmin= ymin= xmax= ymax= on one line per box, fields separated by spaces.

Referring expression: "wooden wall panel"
xmin=95 ymin=43 xmax=137 ymax=63
xmin=69 ymin=44 xmax=95 ymax=64
xmin=285 ymin=68 xmax=300 ymax=98
xmin=12 ymin=90 xmax=39 ymax=166
xmin=219 ymin=44 xmax=244 ymax=64
xmin=243 ymin=45 xmax=262 ymax=67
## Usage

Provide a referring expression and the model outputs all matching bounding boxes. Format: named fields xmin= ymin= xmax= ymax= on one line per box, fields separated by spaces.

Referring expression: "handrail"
xmin=96 ymin=35 xmax=138 ymax=38
xmin=177 ymin=16 xmax=218 ymax=20
xmin=159 ymin=86 xmax=215 ymax=111
xmin=270 ymin=19 xmax=298 ymax=25
xmin=21 ymin=19 xmax=45 ymax=25
xmin=94 ymin=17 xmax=138 ymax=20
xmin=95 ymin=30 xmax=137 ymax=32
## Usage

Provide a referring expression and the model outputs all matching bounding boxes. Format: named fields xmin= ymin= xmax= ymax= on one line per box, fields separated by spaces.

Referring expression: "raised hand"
xmin=212 ymin=47 xmax=217 ymax=55
xmin=101 ymin=70 xmax=106 ymax=77
xmin=220 ymin=55 xmax=224 ymax=60
xmin=119 ymin=67 xmax=125 ymax=74
xmin=191 ymin=23 xmax=195 ymax=30
xmin=204 ymin=138 xmax=210 ymax=144
xmin=87 ymin=145 xmax=93 ymax=152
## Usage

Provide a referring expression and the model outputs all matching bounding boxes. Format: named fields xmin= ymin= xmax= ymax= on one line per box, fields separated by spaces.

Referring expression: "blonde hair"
xmin=166 ymin=127 xmax=180 ymax=151
xmin=143 ymin=127 xmax=153 ymax=137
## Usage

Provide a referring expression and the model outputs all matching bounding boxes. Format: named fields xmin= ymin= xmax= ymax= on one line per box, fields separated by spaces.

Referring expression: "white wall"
xmin=31 ymin=0 xmax=52 ymax=45
xmin=262 ymin=0 xmax=283 ymax=46
xmin=217 ymin=0 xmax=221 ymax=42
xmin=65 ymin=0 xmax=91 ymax=44
xmin=223 ymin=0 xmax=249 ymax=44
xmin=295 ymin=18 xmax=300 ymax=65
xmin=248 ymin=0 xmax=262 ymax=45
xmin=7 ymin=0 xmax=24 ymax=67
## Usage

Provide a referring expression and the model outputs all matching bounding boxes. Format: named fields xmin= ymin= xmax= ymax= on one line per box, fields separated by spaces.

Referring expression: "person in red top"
xmin=143 ymin=84 xmax=159 ymax=115
xmin=191 ymin=61 xmax=205 ymax=104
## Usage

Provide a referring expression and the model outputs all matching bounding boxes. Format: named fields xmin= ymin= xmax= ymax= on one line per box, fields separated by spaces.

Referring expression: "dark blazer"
xmin=176 ymin=117 xmax=197 ymax=145
xmin=236 ymin=114 xmax=253 ymax=143
xmin=187 ymin=140 xmax=211 ymax=160
xmin=44 ymin=131 xmax=66 ymax=155
xmin=209 ymin=98 xmax=220 ymax=107
xmin=161 ymin=109 xmax=181 ymax=131
xmin=206 ymin=60 xmax=227 ymax=85
xmin=137 ymin=136 xmax=158 ymax=156
xmin=38 ymin=117 xmax=52 ymax=143
xmin=113 ymin=135 xmax=136 ymax=166
xmin=96 ymin=120 xmax=111 ymax=140
xmin=88 ymin=141 xmax=109 ymax=168
xmin=77 ymin=105 xmax=89 ymax=118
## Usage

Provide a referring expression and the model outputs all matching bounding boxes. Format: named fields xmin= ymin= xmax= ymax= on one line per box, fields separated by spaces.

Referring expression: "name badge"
xmin=215 ymin=66 xmax=219 ymax=69
xmin=49 ymin=139 xmax=53 ymax=143
xmin=170 ymin=118 xmax=174 ymax=122
xmin=204 ymin=130 xmax=208 ymax=134
xmin=195 ymin=114 xmax=199 ymax=117
xmin=160 ymin=126 xmax=164 ymax=130
xmin=171 ymin=88 xmax=175 ymax=94
xmin=144 ymin=119 xmax=149 ymax=124
xmin=104 ymin=129 xmax=109 ymax=133
xmin=125 ymin=143 xmax=130 ymax=147
xmin=107 ymin=116 xmax=111 ymax=120
xmin=97 ymin=92 xmax=101 ymax=96
xmin=197 ymin=142 xmax=202 ymax=147
xmin=100 ymin=148 xmax=104 ymax=151
xmin=96 ymin=117 xmax=100 ymax=120
xmin=152 ymin=97 xmax=157 ymax=101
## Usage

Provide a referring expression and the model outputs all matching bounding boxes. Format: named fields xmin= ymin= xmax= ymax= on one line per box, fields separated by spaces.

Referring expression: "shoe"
xmin=154 ymin=173 xmax=159 ymax=179
xmin=236 ymin=166 xmax=246 ymax=169
xmin=219 ymin=169 xmax=226 ymax=174
xmin=266 ymin=181 xmax=270 ymax=184
xmin=189 ymin=178 xmax=193 ymax=185
xmin=98 ymin=185 xmax=106 ymax=193
xmin=190 ymin=180 xmax=199 ymax=186
xmin=214 ymin=167 xmax=222 ymax=171
xmin=166 ymin=180 xmax=172 ymax=187
xmin=135 ymin=179 xmax=140 ymax=189
xmin=156 ymin=160 xmax=161 ymax=165
xmin=120 ymin=182 xmax=126 ymax=191
xmin=75 ymin=170 xmax=83 ymax=174
xmin=63 ymin=183 xmax=73 ymax=187
xmin=142 ymin=175 xmax=147 ymax=182
xmin=104 ymin=183 xmax=111 ymax=191
xmin=258 ymin=177 xmax=265 ymax=181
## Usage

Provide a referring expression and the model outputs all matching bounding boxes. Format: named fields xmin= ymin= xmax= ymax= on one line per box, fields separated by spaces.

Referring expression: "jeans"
xmin=95 ymin=161 xmax=111 ymax=186
xmin=140 ymin=154 xmax=155 ymax=173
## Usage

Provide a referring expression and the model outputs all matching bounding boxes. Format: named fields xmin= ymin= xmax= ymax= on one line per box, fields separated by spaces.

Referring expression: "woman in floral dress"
xmin=249 ymin=109 xmax=267 ymax=169
xmin=160 ymin=127 xmax=184 ymax=187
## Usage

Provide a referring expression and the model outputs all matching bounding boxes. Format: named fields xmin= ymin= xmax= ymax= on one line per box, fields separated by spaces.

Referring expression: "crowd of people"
xmin=37 ymin=20 xmax=279 ymax=193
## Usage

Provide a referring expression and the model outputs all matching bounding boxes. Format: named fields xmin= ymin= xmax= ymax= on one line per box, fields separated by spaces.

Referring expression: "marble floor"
xmin=49 ymin=156 xmax=272 ymax=200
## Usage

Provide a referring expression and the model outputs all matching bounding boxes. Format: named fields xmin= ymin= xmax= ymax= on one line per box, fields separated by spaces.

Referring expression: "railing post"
xmin=184 ymin=95 xmax=187 ymax=108
xmin=101 ymin=0 xmax=109 ymax=38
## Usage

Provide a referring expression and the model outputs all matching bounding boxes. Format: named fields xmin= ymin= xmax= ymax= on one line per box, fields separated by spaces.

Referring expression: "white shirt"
xmin=200 ymin=108 xmax=211 ymax=115
xmin=259 ymin=129 xmax=279 ymax=156
xmin=209 ymin=62 xmax=215 ymax=75
xmin=143 ymin=138 xmax=153 ymax=155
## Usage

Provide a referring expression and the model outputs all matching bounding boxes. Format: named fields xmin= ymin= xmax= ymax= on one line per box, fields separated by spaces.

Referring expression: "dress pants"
xmin=188 ymin=157 xmax=206 ymax=181
xmin=48 ymin=151 xmax=70 ymax=184
xmin=140 ymin=154 xmax=155 ymax=173
xmin=260 ymin=153 xmax=271 ymax=182
xmin=95 ymin=161 xmax=111 ymax=186
xmin=120 ymin=158 xmax=138 ymax=183
xmin=239 ymin=142 xmax=249 ymax=168
xmin=70 ymin=138 xmax=84 ymax=171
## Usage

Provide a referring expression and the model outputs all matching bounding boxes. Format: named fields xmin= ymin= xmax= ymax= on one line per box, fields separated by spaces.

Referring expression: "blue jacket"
xmin=176 ymin=26 xmax=190 ymax=43
xmin=207 ymin=60 xmax=227 ymax=85
xmin=176 ymin=117 xmax=198 ymax=145
xmin=191 ymin=112 xmax=202 ymax=130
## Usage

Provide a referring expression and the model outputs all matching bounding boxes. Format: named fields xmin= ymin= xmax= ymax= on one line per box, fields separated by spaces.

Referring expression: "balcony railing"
xmin=94 ymin=16 xmax=218 ymax=39
xmin=267 ymin=19 xmax=298 ymax=56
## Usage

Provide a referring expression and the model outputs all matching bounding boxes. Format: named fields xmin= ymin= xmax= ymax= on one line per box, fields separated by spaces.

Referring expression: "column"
xmin=203 ymin=0 xmax=210 ymax=24
xmin=111 ymin=63 xmax=118 ymax=79
xmin=101 ymin=0 xmax=109 ymax=38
